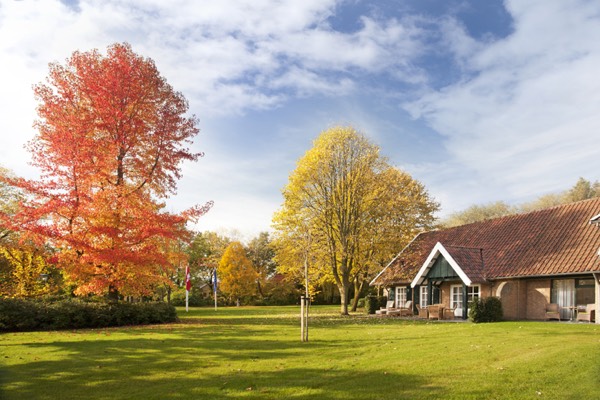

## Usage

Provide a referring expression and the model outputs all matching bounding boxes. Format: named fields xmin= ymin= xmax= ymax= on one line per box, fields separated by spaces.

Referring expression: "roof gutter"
xmin=489 ymin=270 xmax=600 ymax=281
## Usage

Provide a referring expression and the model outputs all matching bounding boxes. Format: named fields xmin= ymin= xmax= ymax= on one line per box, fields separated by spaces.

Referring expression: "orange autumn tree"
xmin=1 ymin=43 xmax=211 ymax=299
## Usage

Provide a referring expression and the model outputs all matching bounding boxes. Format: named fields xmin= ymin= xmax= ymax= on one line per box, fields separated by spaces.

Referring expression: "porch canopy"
xmin=410 ymin=242 xmax=486 ymax=319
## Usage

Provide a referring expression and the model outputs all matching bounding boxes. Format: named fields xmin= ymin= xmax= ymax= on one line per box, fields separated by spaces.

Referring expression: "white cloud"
xmin=6 ymin=0 xmax=597 ymax=238
xmin=0 ymin=0 xmax=427 ymax=207
xmin=403 ymin=0 xmax=600 ymax=205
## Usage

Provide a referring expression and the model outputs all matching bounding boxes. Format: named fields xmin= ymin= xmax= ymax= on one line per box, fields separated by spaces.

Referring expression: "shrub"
xmin=357 ymin=298 xmax=365 ymax=309
xmin=171 ymin=288 xmax=213 ymax=307
xmin=0 ymin=298 xmax=177 ymax=332
xmin=365 ymin=295 xmax=387 ymax=315
xmin=468 ymin=296 xmax=503 ymax=323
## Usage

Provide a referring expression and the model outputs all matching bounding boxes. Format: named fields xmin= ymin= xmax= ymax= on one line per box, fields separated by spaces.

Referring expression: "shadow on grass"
xmin=2 ymin=330 xmax=445 ymax=399
xmin=1 ymin=309 xmax=445 ymax=400
xmin=3 ymin=352 xmax=443 ymax=399
xmin=177 ymin=306 xmax=429 ymax=331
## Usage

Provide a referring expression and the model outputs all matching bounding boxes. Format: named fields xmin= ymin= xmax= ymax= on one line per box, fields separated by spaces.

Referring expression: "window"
xmin=451 ymin=285 xmax=462 ymax=309
xmin=468 ymin=285 xmax=480 ymax=303
xmin=450 ymin=285 xmax=480 ymax=309
xmin=420 ymin=286 xmax=428 ymax=308
xmin=576 ymin=279 xmax=595 ymax=305
xmin=396 ymin=287 xmax=407 ymax=308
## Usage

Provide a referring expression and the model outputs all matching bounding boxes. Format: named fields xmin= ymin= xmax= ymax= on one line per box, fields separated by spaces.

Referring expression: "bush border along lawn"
xmin=1 ymin=306 xmax=599 ymax=399
xmin=0 ymin=298 xmax=177 ymax=331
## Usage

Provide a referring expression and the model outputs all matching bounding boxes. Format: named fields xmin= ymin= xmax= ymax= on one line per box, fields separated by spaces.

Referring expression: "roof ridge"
xmin=438 ymin=196 xmax=600 ymax=230
xmin=443 ymin=244 xmax=484 ymax=251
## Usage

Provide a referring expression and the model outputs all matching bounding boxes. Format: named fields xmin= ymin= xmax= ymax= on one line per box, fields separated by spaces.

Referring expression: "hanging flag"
xmin=185 ymin=265 xmax=192 ymax=291
xmin=213 ymin=268 xmax=218 ymax=294
xmin=213 ymin=268 xmax=218 ymax=310
xmin=185 ymin=265 xmax=191 ymax=312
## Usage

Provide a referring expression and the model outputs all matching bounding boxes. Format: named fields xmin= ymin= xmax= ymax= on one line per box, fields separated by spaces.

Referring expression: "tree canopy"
xmin=218 ymin=241 xmax=258 ymax=305
xmin=443 ymin=177 xmax=600 ymax=227
xmin=0 ymin=43 xmax=211 ymax=299
xmin=273 ymin=126 xmax=439 ymax=314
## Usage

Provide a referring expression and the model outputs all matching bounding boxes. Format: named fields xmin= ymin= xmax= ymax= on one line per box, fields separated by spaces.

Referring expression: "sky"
xmin=1 ymin=0 xmax=600 ymax=241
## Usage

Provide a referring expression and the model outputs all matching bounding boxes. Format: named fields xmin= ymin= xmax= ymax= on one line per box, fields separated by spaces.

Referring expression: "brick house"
xmin=370 ymin=197 xmax=600 ymax=323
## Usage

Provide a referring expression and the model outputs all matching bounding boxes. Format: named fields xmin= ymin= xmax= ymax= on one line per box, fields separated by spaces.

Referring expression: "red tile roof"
xmin=444 ymin=245 xmax=486 ymax=283
xmin=372 ymin=197 xmax=600 ymax=286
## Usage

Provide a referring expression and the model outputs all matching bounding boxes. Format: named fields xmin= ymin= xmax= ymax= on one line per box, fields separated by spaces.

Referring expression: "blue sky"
xmin=1 ymin=0 xmax=599 ymax=240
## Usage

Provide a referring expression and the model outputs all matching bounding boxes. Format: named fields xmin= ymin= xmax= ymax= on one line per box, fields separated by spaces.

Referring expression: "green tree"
xmin=273 ymin=126 xmax=439 ymax=315
xmin=519 ymin=193 xmax=565 ymax=214
xmin=246 ymin=232 xmax=276 ymax=298
xmin=443 ymin=201 xmax=515 ymax=228
xmin=565 ymin=177 xmax=600 ymax=202
xmin=446 ymin=177 xmax=600 ymax=227
xmin=187 ymin=231 xmax=230 ymax=291
xmin=218 ymin=241 xmax=258 ymax=306
xmin=0 ymin=167 xmax=21 ymax=243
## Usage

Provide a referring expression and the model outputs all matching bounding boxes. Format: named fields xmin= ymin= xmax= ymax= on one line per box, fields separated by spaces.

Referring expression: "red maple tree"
xmin=1 ymin=43 xmax=211 ymax=298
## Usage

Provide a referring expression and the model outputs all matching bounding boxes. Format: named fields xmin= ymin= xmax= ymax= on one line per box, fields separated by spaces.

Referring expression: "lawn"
xmin=1 ymin=306 xmax=599 ymax=399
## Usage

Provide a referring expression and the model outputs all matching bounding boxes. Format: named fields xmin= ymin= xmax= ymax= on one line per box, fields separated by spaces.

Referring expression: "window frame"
xmin=395 ymin=286 xmax=407 ymax=308
xmin=450 ymin=284 xmax=481 ymax=309
xmin=419 ymin=286 xmax=428 ymax=308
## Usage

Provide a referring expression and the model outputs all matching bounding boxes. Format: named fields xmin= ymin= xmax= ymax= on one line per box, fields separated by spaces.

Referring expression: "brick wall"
xmin=525 ymin=279 xmax=551 ymax=320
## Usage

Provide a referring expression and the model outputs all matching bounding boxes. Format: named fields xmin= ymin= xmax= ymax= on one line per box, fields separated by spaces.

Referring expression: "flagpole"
xmin=213 ymin=268 xmax=218 ymax=311
xmin=185 ymin=265 xmax=191 ymax=312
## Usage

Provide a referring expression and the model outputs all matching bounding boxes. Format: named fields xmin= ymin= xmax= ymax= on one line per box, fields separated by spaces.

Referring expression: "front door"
xmin=432 ymin=285 xmax=440 ymax=304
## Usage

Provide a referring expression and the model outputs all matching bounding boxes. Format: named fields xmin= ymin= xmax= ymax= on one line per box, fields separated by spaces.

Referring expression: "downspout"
xmin=517 ymin=280 xmax=521 ymax=320
xmin=462 ymin=283 xmax=468 ymax=320
xmin=594 ymin=272 xmax=600 ymax=325
xmin=588 ymin=217 xmax=599 ymax=324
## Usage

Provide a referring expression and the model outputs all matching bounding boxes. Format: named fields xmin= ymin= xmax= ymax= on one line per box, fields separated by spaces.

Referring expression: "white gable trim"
xmin=410 ymin=242 xmax=472 ymax=288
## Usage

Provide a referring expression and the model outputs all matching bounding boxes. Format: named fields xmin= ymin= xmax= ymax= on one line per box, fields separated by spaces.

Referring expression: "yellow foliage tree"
xmin=0 ymin=246 xmax=50 ymax=297
xmin=273 ymin=126 xmax=439 ymax=314
xmin=218 ymin=241 xmax=258 ymax=306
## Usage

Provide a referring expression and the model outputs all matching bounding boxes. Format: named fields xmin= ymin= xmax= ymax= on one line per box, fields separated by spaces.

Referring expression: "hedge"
xmin=0 ymin=298 xmax=177 ymax=332
xmin=365 ymin=295 xmax=387 ymax=314
xmin=468 ymin=296 xmax=503 ymax=323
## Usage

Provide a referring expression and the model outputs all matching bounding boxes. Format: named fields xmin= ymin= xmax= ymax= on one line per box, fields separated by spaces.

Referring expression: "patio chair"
xmin=545 ymin=303 xmax=560 ymax=321
xmin=375 ymin=300 xmax=396 ymax=316
xmin=399 ymin=300 xmax=414 ymax=317
xmin=427 ymin=304 xmax=443 ymax=320
xmin=416 ymin=304 xmax=428 ymax=319
xmin=443 ymin=306 xmax=456 ymax=320
xmin=576 ymin=304 xmax=596 ymax=323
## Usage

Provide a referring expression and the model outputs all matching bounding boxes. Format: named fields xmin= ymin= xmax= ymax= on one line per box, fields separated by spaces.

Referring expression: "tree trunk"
xmin=339 ymin=283 xmax=350 ymax=315
xmin=351 ymin=277 xmax=364 ymax=312
xmin=107 ymin=285 xmax=119 ymax=303
xmin=257 ymin=279 xmax=265 ymax=298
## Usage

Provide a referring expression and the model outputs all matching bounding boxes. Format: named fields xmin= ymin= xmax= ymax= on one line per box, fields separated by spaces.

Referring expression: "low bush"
xmin=364 ymin=295 xmax=387 ymax=314
xmin=171 ymin=288 xmax=214 ymax=307
xmin=468 ymin=296 xmax=503 ymax=323
xmin=0 ymin=298 xmax=177 ymax=332
xmin=357 ymin=298 xmax=365 ymax=309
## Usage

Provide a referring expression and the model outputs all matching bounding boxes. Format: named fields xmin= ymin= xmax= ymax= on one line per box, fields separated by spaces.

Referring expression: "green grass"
xmin=1 ymin=306 xmax=599 ymax=399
